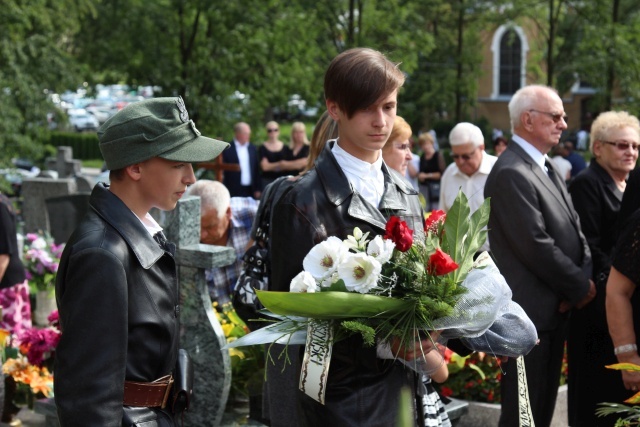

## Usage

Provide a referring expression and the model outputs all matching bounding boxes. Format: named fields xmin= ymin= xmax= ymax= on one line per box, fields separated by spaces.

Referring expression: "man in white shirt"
xmin=439 ymin=122 xmax=497 ymax=251
xmin=222 ymin=122 xmax=262 ymax=199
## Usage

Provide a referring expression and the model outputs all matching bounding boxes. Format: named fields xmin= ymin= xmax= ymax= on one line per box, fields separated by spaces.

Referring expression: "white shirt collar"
xmin=512 ymin=134 xmax=547 ymax=171
xmin=133 ymin=212 xmax=163 ymax=237
xmin=331 ymin=140 xmax=385 ymax=207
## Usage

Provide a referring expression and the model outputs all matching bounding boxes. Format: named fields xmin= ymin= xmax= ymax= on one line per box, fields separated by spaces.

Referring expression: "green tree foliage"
xmin=557 ymin=0 xmax=640 ymax=113
xmin=401 ymin=0 xmax=493 ymax=132
xmin=6 ymin=0 xmax=640 ymax=162
xmin=0 ymin=0 xmax=95 ymax=169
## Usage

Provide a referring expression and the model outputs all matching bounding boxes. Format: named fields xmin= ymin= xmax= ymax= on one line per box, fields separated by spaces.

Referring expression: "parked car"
xmin=67 ymin=109 xmax=99 ymax=132
xmin=0 ymin=162 xmax=40 ymax=197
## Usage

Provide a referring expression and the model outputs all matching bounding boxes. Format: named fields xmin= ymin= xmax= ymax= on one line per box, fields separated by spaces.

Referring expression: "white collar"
xmin=332 ymin=140 xmax=383 ymax=177
xmin=133 ymin=211 xmax=163 ymax=237
xmin=512 ymin=134 xmax=547 ymax=170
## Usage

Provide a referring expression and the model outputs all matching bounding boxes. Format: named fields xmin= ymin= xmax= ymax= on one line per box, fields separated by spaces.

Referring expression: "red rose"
xmin=424 ymin=210 xmax=446 ymax=233
xmin=384 ymin=216 xmax=414 ymax=252
xmin=440 ymin=386 xmax=453 ymax=397
xmin=428 ymin=248 xmax=459 ymax=275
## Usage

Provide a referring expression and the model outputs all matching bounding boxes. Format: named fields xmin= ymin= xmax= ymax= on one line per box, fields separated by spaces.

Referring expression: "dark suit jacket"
xmin=222 ymin=141 xmax=262 ymax=197
xmin=484 ymin=141 xmax=592 ymax=331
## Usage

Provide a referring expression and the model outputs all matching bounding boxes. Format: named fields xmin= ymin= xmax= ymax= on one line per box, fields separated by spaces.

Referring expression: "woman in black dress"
xmin=417 ymin=132 xmax=446 ymax=210
xmin=607 ymin=208 xmax=640 ymax=407
xmin=567 ymin=110 xmax=640 ymax=426
xmin=282 ymin=121 xmax=310 ymax=176
xmin=259 ymin=121 xmax=290 ymax=188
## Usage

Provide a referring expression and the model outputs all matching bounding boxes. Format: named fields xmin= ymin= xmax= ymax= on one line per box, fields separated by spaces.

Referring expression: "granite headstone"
xmin=163 ymin=195 xmax=235 ymax=427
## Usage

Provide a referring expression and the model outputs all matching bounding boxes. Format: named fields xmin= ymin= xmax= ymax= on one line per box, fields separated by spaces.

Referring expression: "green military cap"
xmin=98 ymin=96 xmax=228 ymax=170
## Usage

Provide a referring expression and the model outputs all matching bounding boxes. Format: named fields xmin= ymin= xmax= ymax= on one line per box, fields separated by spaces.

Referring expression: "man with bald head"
xmin=485 ymin=85 xmax=595 ymax=427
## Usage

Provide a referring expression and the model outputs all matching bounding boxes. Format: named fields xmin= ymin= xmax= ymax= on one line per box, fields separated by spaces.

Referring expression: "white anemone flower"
xmin=31 ymin=237 xmax=47 ymax=250
xmin=290 ymin=271 xmax=318 ymax=293
xmin=303 ymin=236 xmax=347 ymax=280
xmin=367 ymin=236 xmax=395 ymax=264
xmin=338 ymin=253 xmax=382 ymax=294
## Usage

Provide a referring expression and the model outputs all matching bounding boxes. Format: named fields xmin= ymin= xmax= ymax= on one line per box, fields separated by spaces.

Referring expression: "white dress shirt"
xmin=332 ymin=140 xmax=385 ymax=208
xmin=439 ymin=150 xmax=497 ymax=252
xmin=439 ymin=150 xmax=497 ymax=214
xmin=234 ymin=139 xmax=252 ymax=186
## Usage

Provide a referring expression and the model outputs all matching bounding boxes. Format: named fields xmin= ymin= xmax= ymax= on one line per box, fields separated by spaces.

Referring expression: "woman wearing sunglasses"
xmin=259 ymin=121 xmax=290 ymax=188
xmin=566 ymin=110 xmax=640 ymax=427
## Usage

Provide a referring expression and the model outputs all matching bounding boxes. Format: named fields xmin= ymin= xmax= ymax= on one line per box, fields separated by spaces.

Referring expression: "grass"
xmin=82 ymin=159 xmax=105 ymax=169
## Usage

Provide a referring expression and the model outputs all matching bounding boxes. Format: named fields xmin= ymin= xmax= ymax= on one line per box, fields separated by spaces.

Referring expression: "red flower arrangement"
xmin=384 ymin=216 xmax=414 ymax=252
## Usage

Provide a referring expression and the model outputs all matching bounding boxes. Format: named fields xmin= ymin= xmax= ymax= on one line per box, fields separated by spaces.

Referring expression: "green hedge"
xmin=49 ymin=132 xmax=101 ymax=160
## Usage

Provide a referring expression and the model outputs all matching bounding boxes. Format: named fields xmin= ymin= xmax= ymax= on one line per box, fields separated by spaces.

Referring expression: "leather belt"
xmin=123 ymin=374 xmax=174 ymax=408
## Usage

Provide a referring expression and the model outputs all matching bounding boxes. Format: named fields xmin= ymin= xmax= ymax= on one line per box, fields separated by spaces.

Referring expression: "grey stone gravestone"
xmin=21 ymin=178 xmax=77 ymax=234
xmin=45 ymin=193 xmax=91 ymax=244
xmin=163 ymin=195 xmax=236 ymax=427
xmin=74 ymin=175 xmax=95 ymax=192
xmin=45 ymin=146 xmax=81 ymax=178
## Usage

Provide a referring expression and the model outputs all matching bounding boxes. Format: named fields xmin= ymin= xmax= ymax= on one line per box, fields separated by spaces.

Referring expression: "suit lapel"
xmin=511 ymin=143 xmax=575 ymax=220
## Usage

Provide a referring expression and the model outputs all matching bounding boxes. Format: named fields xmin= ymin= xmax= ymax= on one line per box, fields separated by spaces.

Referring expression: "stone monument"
xmin=163 ymin=195 xmax=236 ymax=427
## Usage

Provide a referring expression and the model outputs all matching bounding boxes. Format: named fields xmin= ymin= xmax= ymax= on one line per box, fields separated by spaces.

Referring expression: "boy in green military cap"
xmin=55 ymin=97 xmax=228 ymax=426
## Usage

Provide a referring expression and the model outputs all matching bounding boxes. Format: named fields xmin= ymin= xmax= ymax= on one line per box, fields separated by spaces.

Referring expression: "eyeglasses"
xmin=601 ymin=140 xmax=640 ymax=151
xmin=528 ymin=109 xmax=568 ymax=124
xmin=267 ymin=128 xmax=279 ymax=133
xmin=394 ymin=143 xmax=411 ymax=151
xmin=451 ymin=148 xmax=477 ymax=161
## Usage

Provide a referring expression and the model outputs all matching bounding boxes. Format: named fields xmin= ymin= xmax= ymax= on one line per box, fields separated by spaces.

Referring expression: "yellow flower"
xmin=229 ymin=348 xmax=246 ymax=359
xmin=0 ymin=329 xmax=10 ymax=346
xmin=222 ymin=323 xmax=234 ymax=336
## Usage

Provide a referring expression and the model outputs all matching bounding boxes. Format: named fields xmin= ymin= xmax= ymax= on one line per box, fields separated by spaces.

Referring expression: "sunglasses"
xmin=267 ymin=128 xmax=279 ymax=133
xmin=451 ymin=148 xmax=477 ymax=161
xmin=528 ymin=109 xmax=568 ymax=124
xmin=601 ymin=140 xmax=640 ymax=151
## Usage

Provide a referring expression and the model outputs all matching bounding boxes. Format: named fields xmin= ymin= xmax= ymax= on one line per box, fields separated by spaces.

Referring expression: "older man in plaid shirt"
xmin=186 ymin=180 xmax=258 ymax=303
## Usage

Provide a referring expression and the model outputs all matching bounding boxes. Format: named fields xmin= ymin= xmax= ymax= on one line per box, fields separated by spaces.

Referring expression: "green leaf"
xmin=442 ymin=190 xmax=490 ymax=284
xmin=256 ymin=290 xmax=410 ymax=319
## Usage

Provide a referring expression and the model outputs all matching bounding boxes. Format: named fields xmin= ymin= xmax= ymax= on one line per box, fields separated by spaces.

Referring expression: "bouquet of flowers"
xmin=23 ymin=231 xmax=64 ymax=294
xmin=227 ymin=191 xmax=537 ymax=403
xmin=0 ymin=311 xmax=60 ymax=412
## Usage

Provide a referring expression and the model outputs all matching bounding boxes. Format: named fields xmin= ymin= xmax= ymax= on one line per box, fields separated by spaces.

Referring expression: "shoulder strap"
xmin=253 ymin=176 xmax=291 ymax=245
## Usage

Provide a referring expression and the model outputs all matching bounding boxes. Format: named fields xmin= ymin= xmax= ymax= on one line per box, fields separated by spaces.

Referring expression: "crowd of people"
xmin=0 ymin=47 xmax=638 ymax=427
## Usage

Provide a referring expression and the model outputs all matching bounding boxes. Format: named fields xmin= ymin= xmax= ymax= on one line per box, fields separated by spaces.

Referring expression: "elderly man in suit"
xmin=222 ymin=122 xmax=262 ymax=199
xmin=484 ymin=84 xmax=596 ymax=427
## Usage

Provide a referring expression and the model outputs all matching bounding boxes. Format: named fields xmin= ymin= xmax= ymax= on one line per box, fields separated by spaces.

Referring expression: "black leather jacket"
xmin=269 ymin=142 xmax=425 ymax=427
xmin=55 ymin=183 xmax=179 ymax=427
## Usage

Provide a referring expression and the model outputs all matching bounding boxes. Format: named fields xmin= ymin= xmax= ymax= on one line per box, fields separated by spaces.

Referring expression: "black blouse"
xmin=259 ymin=145 xmax=291 ymax=182
xmin=569 ymin=160 xmax=623 ymax=282
xmin=286 ymin=144 xmax=310 ymax=176
xmin=0 ymin=194 xmax=25 ymax=289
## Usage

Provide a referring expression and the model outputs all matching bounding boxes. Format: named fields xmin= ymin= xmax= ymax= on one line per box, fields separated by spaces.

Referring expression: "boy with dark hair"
xmin=267 ymin=47 xmax=430 ymax=426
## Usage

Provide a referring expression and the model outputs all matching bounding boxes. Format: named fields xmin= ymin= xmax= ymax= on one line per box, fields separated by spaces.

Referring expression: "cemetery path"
xmin=3 ymin=408 xmax=45 ymax=426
